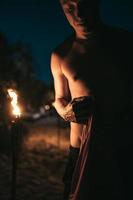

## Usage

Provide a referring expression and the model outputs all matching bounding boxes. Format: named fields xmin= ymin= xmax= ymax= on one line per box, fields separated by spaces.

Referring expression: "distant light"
xmin=45 ymin=104 xmax=50 ymax=111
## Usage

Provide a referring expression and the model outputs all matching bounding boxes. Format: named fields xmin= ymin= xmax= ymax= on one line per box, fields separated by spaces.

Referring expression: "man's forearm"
xmin=53 ymin=98 xmax=69 ymax=119
xmin=53 ymin=96 xmax=94 ymax=123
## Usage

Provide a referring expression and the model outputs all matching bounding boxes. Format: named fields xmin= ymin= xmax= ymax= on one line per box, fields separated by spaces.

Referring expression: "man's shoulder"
xmin=52 ymin=34 xmax=74 ymax=59
xmin=51 ymin=35 xmax=74 ymax=70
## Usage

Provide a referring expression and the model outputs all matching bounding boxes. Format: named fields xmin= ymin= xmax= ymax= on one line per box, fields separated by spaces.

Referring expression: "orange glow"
xmin=23 ymin=126 xmax=70 ymax=151
xmin=7 ymin=89 xmax=21 ymax=117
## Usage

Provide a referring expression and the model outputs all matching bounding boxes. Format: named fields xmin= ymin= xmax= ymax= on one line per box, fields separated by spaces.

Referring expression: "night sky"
xmin=0 ymin=0 xmax=132 ymax=84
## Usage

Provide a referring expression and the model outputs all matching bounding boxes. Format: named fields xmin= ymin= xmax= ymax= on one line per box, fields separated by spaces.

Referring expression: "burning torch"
xmin=7 ymin=88 xmax=22 ymax=200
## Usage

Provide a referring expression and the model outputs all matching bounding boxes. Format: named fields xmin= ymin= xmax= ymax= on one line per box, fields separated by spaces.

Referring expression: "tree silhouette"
xmin=0 ymin=32 xmax=51 ymax=116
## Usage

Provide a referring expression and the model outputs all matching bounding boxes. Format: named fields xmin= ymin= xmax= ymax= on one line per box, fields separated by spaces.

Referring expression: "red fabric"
xmin=69 ymin=115 xmax=125 ymax=200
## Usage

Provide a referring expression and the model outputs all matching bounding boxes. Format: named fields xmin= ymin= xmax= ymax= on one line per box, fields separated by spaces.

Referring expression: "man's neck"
xmin=76 ymin=31 xmax=95 ymax=40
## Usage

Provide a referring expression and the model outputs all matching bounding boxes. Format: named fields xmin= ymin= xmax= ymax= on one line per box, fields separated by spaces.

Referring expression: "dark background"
xmin=0 ymin=0 xmax=132 ymax=83
xmin=0 ymin=1 xmax=132 ymax=199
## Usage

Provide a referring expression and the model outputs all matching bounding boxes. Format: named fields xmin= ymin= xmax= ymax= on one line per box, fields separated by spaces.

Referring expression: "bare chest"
xmin=61 ymin=43 xmax=129 ymax=95
xmin=62 ymin=50 xmax=90 ymax=81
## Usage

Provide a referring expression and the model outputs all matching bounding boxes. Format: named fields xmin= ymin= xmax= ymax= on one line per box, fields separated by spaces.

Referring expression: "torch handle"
xmin=11 ymin=121 xmax=22 ymax=200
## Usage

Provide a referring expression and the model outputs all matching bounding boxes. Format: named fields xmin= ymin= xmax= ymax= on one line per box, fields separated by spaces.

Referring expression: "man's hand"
xmin=53 ymin=96 xmax=94 ymax=123
xmin=63 ymin=96 xmax=94 ymax=123
xmin=52 ymin=98 xmax=69 ymax=119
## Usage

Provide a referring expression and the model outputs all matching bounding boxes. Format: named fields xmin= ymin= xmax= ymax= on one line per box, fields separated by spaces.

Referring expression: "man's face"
xmin=60 ymin=0 xmax=99 ymax=32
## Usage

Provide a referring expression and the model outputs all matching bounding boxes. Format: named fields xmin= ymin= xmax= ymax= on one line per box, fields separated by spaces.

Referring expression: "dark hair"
xmin=60 ymin=0 xmax=101 ymax=5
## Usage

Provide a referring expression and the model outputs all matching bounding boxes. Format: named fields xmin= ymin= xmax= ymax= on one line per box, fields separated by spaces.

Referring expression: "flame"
xmin=7 ymin=89 xmax=21 ymax=117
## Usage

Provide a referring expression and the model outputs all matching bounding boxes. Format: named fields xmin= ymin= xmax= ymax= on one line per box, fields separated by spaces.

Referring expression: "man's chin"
xmin=75 ymin=26 xmax=94 ymax=35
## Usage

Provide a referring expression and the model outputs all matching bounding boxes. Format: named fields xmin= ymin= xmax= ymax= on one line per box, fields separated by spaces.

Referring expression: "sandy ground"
xmin=0 ymin=116 xmax=70 ymax=200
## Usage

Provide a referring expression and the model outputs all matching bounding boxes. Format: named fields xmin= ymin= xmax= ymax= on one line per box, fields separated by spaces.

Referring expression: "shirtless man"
xmin=51 ymin=1 xmax=97 ymax=196
xmin=51 ymin=0 xmax=133 ymax=199
xmin=51 ymin=0 xmax=97 ymax=148
xmin=52 ymin=0 xmax=100 ymax=148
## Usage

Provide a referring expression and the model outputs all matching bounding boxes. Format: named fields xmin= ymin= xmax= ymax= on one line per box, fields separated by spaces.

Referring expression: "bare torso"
xmin=57 ymin=29 xmax=131 ymax=119
xmin=52 ymin=27 xmax=132 ymax=147
xmin=61 ymin=38 xmax=92 ymax=99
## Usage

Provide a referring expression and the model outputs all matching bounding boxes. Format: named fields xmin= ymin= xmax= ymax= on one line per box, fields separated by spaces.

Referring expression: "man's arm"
xmin=51 ymin=51 xmax=94 ymax=124
xmin=51 ymin=51 xmax=71 ymax=119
